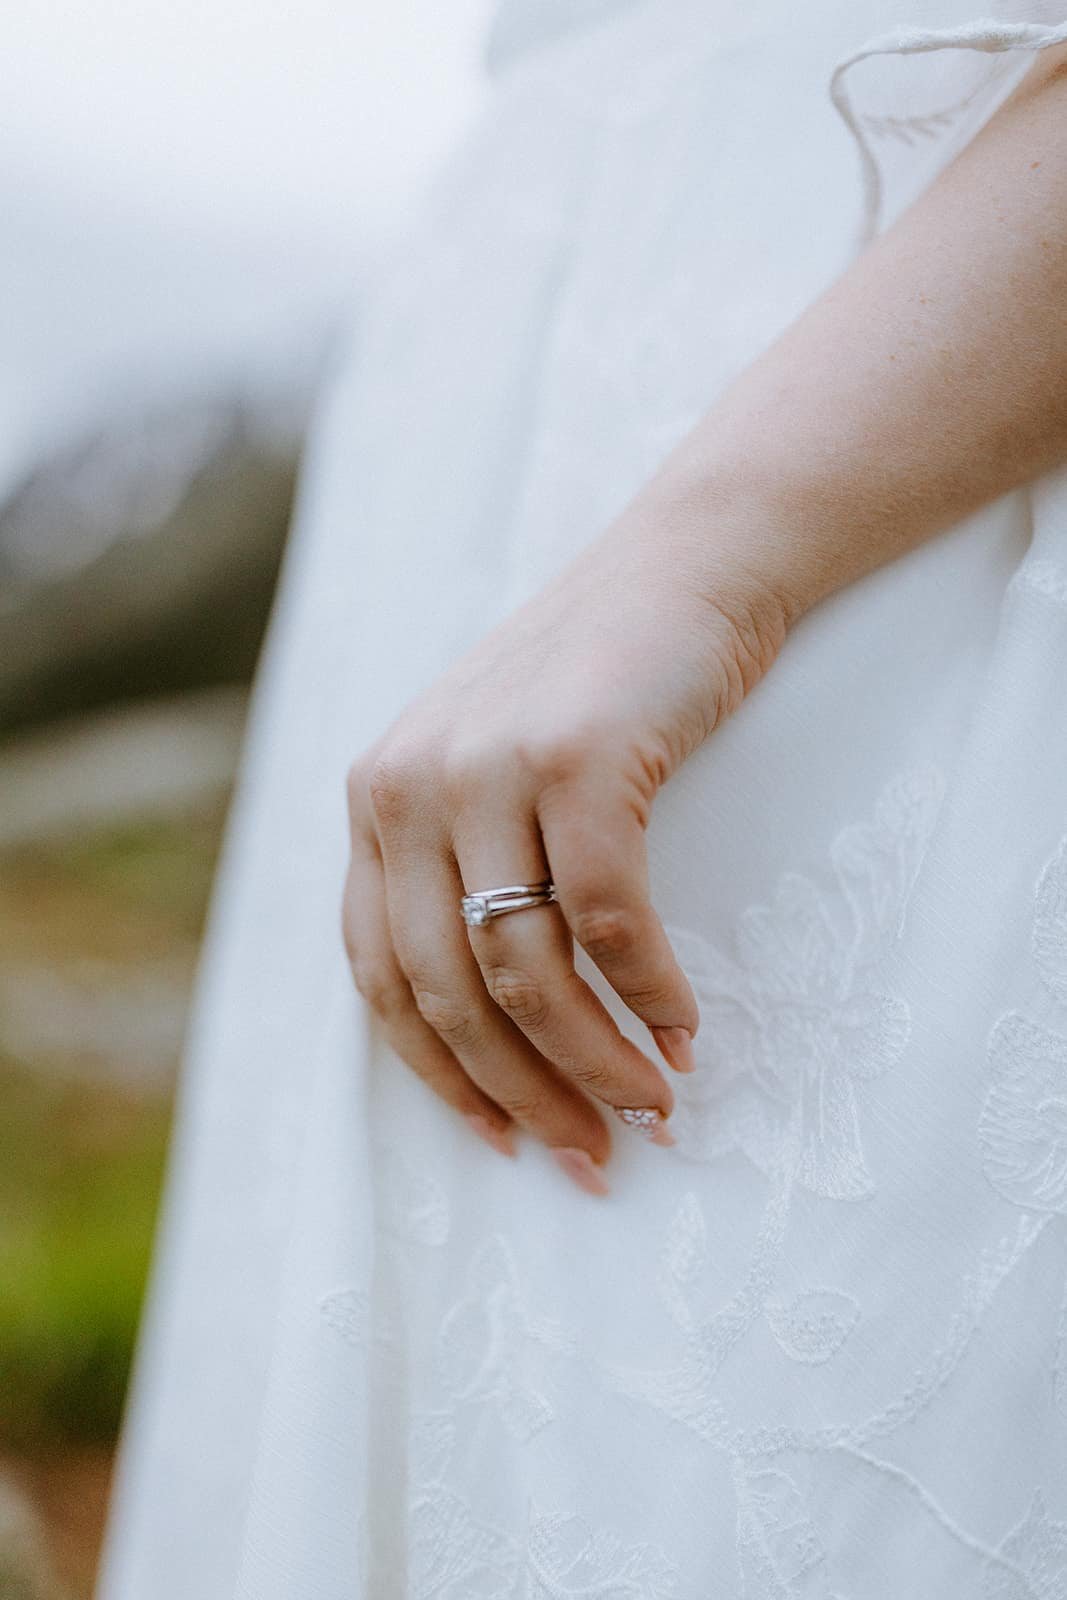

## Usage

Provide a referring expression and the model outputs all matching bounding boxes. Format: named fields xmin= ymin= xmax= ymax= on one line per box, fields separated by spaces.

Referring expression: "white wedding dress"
xmin=99 ymin=3 xmax=1067 ymax=1596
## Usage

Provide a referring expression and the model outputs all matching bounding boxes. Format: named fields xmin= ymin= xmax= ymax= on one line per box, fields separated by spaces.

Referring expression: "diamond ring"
xmin=460 ymin=880 xmax=556 ymax=927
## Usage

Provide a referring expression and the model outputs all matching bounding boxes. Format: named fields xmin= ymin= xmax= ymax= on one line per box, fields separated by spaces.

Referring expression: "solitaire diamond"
xmin=462 ymin=897 xmax=490 ymax=926
xmin=459 ymin=881 xmax=555 ymax=927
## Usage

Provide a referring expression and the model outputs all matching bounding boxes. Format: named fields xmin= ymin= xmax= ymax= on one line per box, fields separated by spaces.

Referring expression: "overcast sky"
xmin=0 ymin=2 xmax=491 ymax=486
xmin=1 ymin=0 xmax=491 ymax=238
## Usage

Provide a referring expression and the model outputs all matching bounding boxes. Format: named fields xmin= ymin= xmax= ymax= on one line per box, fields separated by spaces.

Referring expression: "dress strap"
xmin=830 ymin=13 xmax=1067 ymax=246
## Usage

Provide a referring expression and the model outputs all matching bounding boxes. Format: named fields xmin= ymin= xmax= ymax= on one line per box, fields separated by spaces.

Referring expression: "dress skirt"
xmin=100 ymin=2 xmax=1067 ymax=1594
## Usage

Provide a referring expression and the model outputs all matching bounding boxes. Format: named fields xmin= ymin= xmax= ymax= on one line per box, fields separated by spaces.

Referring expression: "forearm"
xmin=655 ymin=43 xmax=1067 ymax=624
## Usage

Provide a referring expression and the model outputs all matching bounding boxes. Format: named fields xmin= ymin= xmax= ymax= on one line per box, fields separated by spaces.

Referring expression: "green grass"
xmin=6 ymin=808 xmax=225 ymax=945
xmin=0 ymin=804 xmax=226 ymax=1449
xmin=0 ymin=1065 xmax=171 ymax=1446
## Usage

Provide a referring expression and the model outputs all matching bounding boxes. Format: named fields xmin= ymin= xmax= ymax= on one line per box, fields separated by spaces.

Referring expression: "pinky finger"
xmin=341 ymin=836 xmax=517 ymax=1158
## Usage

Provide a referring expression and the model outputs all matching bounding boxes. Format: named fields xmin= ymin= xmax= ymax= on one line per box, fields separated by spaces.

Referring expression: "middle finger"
xmin=455 ymin=810 xmax=675 ymax=1144
xmin=378 ymin=835 xmax=614 ymax=1183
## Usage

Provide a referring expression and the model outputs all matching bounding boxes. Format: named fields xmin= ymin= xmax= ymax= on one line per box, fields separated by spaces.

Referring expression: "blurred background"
xmin=0 ymin=3 xmax=489 ymax=1592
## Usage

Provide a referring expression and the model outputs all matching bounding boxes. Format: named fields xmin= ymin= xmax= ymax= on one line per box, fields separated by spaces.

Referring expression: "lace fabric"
xmin=99 ymin=4 xmax=1067 ymax=1596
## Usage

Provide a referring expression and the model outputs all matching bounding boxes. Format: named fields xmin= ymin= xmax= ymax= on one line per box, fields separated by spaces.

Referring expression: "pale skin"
xmin=343 ymin=45 xmax=1067 ymax=1195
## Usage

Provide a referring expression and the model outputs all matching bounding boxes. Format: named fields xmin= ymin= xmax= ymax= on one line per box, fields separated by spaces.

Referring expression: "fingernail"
xmin=465 ymin=1113 xmax=517 ymax=1158
xmin=551 ymin=1147 xmax=611 ymax=1196
xmin=613 ymin=1106 xmax=676 ymax=1147
xmin=651 ymin=1025 xmax=696 ymax=1074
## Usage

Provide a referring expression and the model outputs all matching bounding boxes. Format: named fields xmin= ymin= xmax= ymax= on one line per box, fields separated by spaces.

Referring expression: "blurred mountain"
xmin=0 ymin=391 xmax=301 ymax=733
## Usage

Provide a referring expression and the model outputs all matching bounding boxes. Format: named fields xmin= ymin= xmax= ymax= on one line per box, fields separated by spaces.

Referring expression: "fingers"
xmin=366 ymin=771 xmax=613 ymax=1179
xmin=537 ymin=771 xmax=699 ymax=1074
xmin=391 ymin=858 xmax=614 ymax=1175
xmin=345 ymin=735 xmax=698 ymax=1195
xmin=341 ymin=815 xmax=517 ymax=1158
xmin=457 ymin=809 xmax=677 ymax=1142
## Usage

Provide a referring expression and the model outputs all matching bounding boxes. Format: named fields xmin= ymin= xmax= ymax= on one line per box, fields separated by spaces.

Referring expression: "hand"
xmin=342 ymin=487 xmax=789 ymax=1194
xmin=343 ymin=41 xmax=1067 ymax=1194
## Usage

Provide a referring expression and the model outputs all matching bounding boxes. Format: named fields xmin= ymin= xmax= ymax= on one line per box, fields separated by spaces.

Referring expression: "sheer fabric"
xmin=100 ymin=3 xmax=1067 ymax=1595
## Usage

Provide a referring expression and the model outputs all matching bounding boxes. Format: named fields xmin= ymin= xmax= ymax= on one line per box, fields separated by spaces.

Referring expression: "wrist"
xmin=646 ymin=392 xmax=912 ymax=631
xmin=636 ymin=447 xmax=822 ymax=636
xmin=605 ymin=464 xmax=798 ymax=720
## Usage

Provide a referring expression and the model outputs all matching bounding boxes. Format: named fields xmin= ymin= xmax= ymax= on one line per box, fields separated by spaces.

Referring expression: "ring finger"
xmin=377 ymin=833 xmax=614 ymax=1188
xmin=454 ymin=808 xmax=675 ymax=1143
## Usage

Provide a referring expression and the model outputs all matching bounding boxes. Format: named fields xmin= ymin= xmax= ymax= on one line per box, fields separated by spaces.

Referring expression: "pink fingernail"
xmin=613 ymin=1106 xmax=676 ymax=1147
xmin=465 ymin=1114 xmax=517 ymax=1158
xmin=551 ymin=1147 xmax=610 ymax=1197
xmin=651 ymin=1025 xmax=696 ymax=1074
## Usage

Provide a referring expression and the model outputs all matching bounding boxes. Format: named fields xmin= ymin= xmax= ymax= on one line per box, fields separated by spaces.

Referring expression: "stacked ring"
xmin=460 ymin=880 xmax=556 ymax=927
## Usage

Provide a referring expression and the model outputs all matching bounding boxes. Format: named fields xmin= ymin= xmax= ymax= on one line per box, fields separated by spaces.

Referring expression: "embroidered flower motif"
xmin=735 ymin=1464 xmax=825 ymax=1596
xmin=980 ymin=830 xmax=1067 ymax=1417
xmin=319 ymin=1287 xmax=370 ymax=1350
xmin=981 ymin=834 xmax=1067 ymax=1217
xmin=1033 ymin=834 xmax=1067 ymax=1008
xmin=527 ymin=1511 xmax=678 ymax=1599
xmin=980 ymin=1014 xmax=1067 ymax=1215
xmin=437 ymin=1235 xmax=568 ymax=1441
xmin=379 ymin=1145 xmax=451 ymax=1246
xmin=1014 ymin=557 xmax=1067 ymax=612
xmin=408 ymin=1414 xmax=679 ymax=1600
xmin=764 ymin=1288 xmax=861 ymax=1366
xmin=409 ymin=1412 xmax=522 ymax=1599
xmin=1055 ymin=1281 xmax=1067 ymax=1420
xmin=668 ymin=768 xmax=942 ymax=1199
xmin=983 ymin=1490 xmax=1067 ymax=1600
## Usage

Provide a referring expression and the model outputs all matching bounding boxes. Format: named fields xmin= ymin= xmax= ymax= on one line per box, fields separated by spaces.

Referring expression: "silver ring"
xmin=460 ymin=879 xmax=556 ymax=927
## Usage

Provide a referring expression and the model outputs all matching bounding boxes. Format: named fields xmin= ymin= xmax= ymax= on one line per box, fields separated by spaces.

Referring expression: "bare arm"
xmin=650 ymin=42 xmax=1067 ymax=624
xmin=343 ymin=46 xmax=1067 ymax=1188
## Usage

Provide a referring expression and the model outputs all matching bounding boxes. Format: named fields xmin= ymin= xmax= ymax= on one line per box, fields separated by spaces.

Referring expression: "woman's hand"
xmin=344 ymin=42 xmax=1067 ymax=1193
xmin=343 ymin=494 xmax=789 ymax=1193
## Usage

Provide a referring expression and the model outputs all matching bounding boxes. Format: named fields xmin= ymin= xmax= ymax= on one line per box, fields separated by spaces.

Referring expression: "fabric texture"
xmin=99 ymin=2 xmax=1067 ymax=1595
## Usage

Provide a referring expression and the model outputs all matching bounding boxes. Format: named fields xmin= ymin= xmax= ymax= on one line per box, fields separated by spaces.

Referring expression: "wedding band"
xmin=460 ymin=879 xmax=556 ymax=927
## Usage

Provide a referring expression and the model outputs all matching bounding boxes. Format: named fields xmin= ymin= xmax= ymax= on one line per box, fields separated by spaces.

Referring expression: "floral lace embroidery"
xmin=585 ymin=784 xmax=1061 ymax=1586
xmin=734 ymin=1462 xmax=826 ymax=1595
xmin=319 ymin=1286 xmax=370 ymax=1350
xmin=981 ymin=831 xmax=1067 ymax=1418
xmin=980 ymin=1015 xmax=1067 ymax=1214
xmin=437 ymin=1234 xmax=568 ymax=1442
xmin=409 ymin=1412 xmax=679 ymax=1598
xmin=1034 ymin=835 xmax=1067 ymax=1009
xmin=526 ymin=1512 xmax=678 ymax=1599
xmin=763 ymin=1288 xmax=861 ymax=1367
xmin=666 ymin=766 xmax=943 ymax=1200
xmin=1014 ymin=558 xmax=1067 ymax=610
xmin=380 ymin=1145 xmax=451 ymax=1246
xmin=982 ymin=1491 xmax=1067 ymax=1600
xmin=317 ymin=782 xmax=1067 ymax=1591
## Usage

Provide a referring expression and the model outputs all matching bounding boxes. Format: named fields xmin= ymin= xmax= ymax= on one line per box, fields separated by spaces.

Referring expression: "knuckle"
xmin=619 ymin=976 xmax=675 ymax=1013
xmin=570 ymin=904 xmax=638 ymax=964
xmin=440 ymin=737 xmax=506 ymax=805
xmin=514 ymin=729 xmax=591 ymax=787
xmin=412 ymin=987 xmax=480 ymax=1051
xmin=367 ymin=748 xmax=419 ymax=826
xmin=569 ymin=1057 xmax=618 ymax=1098
xmin=350 ymin=955 xmax=403 ymax=1019
xmin=494 ymin=1089 xmax=546 ymax=1126
xmin=483 ymin=967 xmax=550 ymax=1030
